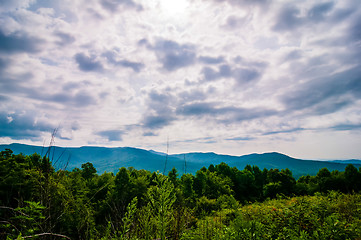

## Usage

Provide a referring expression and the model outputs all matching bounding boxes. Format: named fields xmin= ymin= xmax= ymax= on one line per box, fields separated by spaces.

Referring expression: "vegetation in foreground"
xmin=1 ymin=148 xmax=361 ymax=239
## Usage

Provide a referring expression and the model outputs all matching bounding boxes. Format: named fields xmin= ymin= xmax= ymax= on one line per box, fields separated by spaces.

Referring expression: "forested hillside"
xmin=1 ymin=143 xmax=359 ymax=179
xmin=1 ymin=148 xmax=361 ymax=239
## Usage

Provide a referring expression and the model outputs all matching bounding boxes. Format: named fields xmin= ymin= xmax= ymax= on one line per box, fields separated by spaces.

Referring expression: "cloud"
xmin=273 ymin=6 xmax=304 ymax=32
xmin=225 ymin=137 xmax=254 ymax=141
xmin=0 ymin=95 xmax=9 ymax=101
xmin=283 ymin=50 xmax=303 ymax=62
xmin=143 ymin=115 xmax=175 ymax=129
xmin=307 ymin=2 xmax=334 ymax=22
xmin=36 ymin=90 xmax=98 ymax=107
xmin=141 ymin=90 xmax=177 ymax=129
xmin=176 ymin=102 xmax=221 ymax=116
xmin=143 ymin=132 xmax=158 ymax=137
xmin=224 ymin=15 xmax=245 ymax=29
xmin=233 ymin=68 xmax=261 ymax=84
xmin=0 ymin=30 xmax=43 ymax=53
xmin=349 ymin=16 xmax=361 ymax=43
xmin=0 ymin=57 xmax=8 ymax=71
xmin=331 ymin=123 xmax=361 ymax=131
xmin=198 ymin=55 xmax=225 ymax=64
xmin=178 ymin=89 xmax=207 ymax=102
xmin=0 ymin=75 xmax=98 ymax=107
xmin=202 ymin=65 xmax=232 ymax=81
xmin=0 ymin=111 xmax=54 ymax=140
xmin=117 ymin=60 xmax=144 ymax=72
xmin=281 ymin=67 xmax=361 ymax=115
xmin=176 ymin=102 xmax=277 ymax=123
xmin=100 ymin=0 xmax=143 ymax=12
xmin=97 ymin=129 xmax=123 ymax=141
xmin=55 ymin=32 xmax=75 ymax=46
xmin=263 ymin=128 xmax=306 ymax=136
xmin=149 ymin=39 xmax=197 ymax=71
xmin=208 ymin=0 xmax=269 ymax=7
xmin=201 ymin=64 xmax=261 ymax=85
xmin=103 ymin=51 xmax=144 ymax=72
xmin=0 ymin=0 xmax=35 ymax=11
xmin=74 ymin=53 xmax=103 ymax=72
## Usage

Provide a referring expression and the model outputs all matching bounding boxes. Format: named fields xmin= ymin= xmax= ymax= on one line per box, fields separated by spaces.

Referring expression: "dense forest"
xmin=1 ymin=148 xmax=361 ymax=239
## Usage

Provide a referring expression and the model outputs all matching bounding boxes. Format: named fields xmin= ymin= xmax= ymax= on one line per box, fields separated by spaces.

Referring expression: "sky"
xmin=0 ymin=0 xmax=361 ymax=160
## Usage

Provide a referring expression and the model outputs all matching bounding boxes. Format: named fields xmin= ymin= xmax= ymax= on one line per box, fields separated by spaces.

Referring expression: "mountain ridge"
xmin=1 ymin=143 xmax=359 ymax=178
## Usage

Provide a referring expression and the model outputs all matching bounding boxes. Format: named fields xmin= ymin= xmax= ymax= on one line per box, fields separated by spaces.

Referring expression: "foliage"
xmin=1 ymin=148 xmax=361 ymax=239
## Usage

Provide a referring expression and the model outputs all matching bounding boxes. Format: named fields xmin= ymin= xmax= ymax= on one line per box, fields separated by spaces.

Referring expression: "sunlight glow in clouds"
xmin=0 ymin=0 xmax=361 ymax=159
xmin=160 ymin=0 xmax=189 ymax=16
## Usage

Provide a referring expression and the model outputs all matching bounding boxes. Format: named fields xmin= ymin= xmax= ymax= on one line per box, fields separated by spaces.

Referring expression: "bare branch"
xmin=22 ymin=232 xmax=71 ymax=239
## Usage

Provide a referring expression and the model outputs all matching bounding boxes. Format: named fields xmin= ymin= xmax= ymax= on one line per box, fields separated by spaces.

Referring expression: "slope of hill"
xmin=1 ymin=143 xmax=360 ymax=178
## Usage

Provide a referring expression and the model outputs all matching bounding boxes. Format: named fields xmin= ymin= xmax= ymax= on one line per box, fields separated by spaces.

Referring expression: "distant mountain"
xmin=1 ymin=143 xmax=360 ymax=178
xmin=331 ymin=160 xmax=361 ymax=165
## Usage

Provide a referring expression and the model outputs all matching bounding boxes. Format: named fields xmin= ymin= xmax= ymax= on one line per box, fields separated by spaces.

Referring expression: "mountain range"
xmin=1 ymin=143 xmax=360 ymax=179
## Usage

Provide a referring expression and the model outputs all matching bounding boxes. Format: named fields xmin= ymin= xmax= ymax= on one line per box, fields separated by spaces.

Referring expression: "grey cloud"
xmin=0 ymin=95 xmax=9 ymax=101
xmin=75 ymin=53 xmax=103 ymax=72
xmin=97 ymin=130 xmax=123 ymax=141
xmin=141 ymin=89 xmax=177 ymax=130
xmin=331 ymin=123 xmax=361 ymax=131
xmin=104 ymin=51 xmax=144 ymax=72
xmin=283 ymin=50 xmax=303 ymax=62
xmin=58 ymin=135 xmax=72 ymax=140
xmin=281 ymin=67 xmax=361 ymax=115
xmin=233 ymin=56 xmax=268 ymax=70
xmin=0 ymin=111 xmax=54 ymax=140
xmin=178 ymin=89 xmax=207 ymax=102
xmin=70 ymin=121 xmax=80 ymax=131
xmin=117 ymin=60 xmax=144 ymax=72
xmin=149 ymin=90 xmax=172 ymax=103
xmin=198 ymin=55 xmax=225 ymax=64
xmin=210 ymin=0 xmax=269 ymax=7
xmin=100 ymin=0 xmax=143 ymax=12
xmin=40 ymin=90 xmax=97 ymax=107
xmin=143 ymin=115 xmax=175 ymax=129
xmin=176 ymin=102 xmax=222 ymax=116
xmin=62 ymin=81 xmax=89 ymax=91
xmin=233 ymin=68 xmax=260 ymax=84
xmin=73 ymin=91 xmax=98 ymax=107
xmin=30 ymin=90 xmax=97 ymax=107
xmin=137 ymin=38 xmax=149 ymax=47
xmin=349 ymin=16 xmax=361 ymax=42
xmin=0 ymin=72 xmax=32 ymax=94
xmin=273 ymin=6 xmax=304 ymax=32
xmin=176 ymin=102 xmax=277 ymax=123
xmin=224 ymin=15 xmax=246 ymax=29
xmin=273 ymin=2 xmax=355 ymax=33
xmin=226 ymin=137 xmax=254 ymax=141
xmin=263 ymin=128 xmax=306 ymax=136
xmin=231 ymin=108 xmax=277 ymax=122
xmin=143 ymin=132 xmax=158 ymax=137
xmin=0 ymin=30 xmax=43 ymax=53
xmin=331 ymin=8 xmax=354 ymax=23
xmin=150 ymin=39 xmax=197 ymax=71
xmin=307 ymin=2 xmax=334 ymax=22
xmin=141 ymin=90 xmax=175 ymax=129
xmin=0 ymin=74 xmax=97 ymax=107
xmin=0 ymin=57 xmax=8 ymax=72
xmin=202 ymin=65 xmax=231 ymax=81
xmin=55 ymin=32 xmax=75 ymax=46
xmin=201 ymin=64 xmax=261 ymax=84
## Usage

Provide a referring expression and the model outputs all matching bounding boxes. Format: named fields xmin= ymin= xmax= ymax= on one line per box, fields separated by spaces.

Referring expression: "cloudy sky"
xmin=1 ymin=0 xmax=361 ymax=159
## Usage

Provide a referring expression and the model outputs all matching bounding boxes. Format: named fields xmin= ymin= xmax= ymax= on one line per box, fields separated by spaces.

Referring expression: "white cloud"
xmin=1 ymin=0 xmax=361 ymax=159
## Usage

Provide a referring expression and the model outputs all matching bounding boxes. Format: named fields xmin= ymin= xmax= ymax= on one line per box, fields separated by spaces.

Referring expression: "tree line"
xmin=1 ymin=149 xmax=361 ymax=239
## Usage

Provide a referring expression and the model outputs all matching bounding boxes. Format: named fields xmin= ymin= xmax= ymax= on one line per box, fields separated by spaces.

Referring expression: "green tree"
xmin=81 ymin=162 xmax=97 ymax=180
xmin=147 ymin=175 xmax=176 ymax=240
